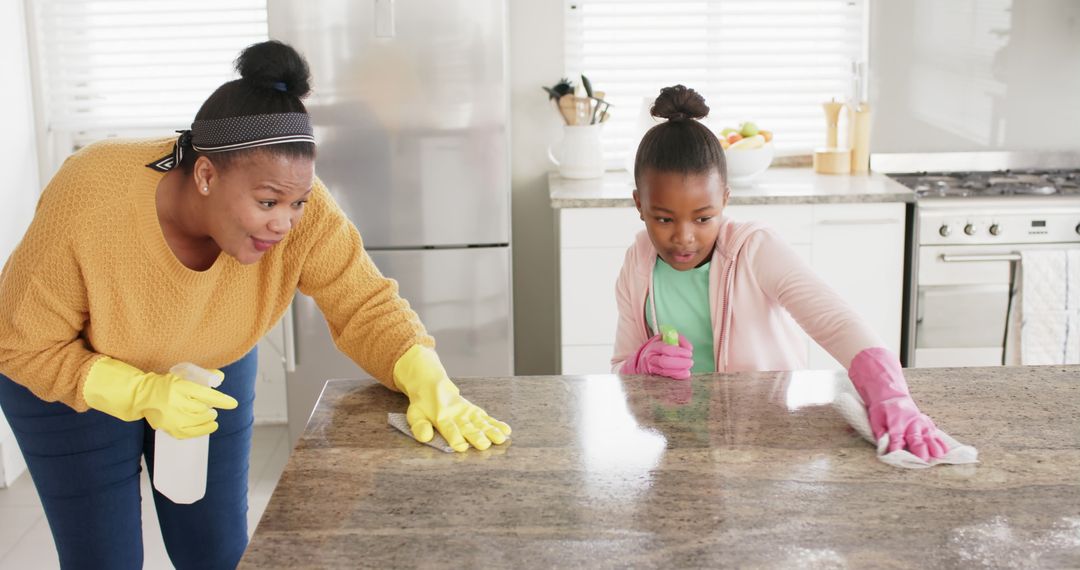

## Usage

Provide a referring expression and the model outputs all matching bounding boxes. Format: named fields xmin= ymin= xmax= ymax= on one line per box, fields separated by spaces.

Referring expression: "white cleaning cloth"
xmin=832 ymin=381 xmax=978 ymax=469
xmin=387 ymin=413 xmax=455 ymax=453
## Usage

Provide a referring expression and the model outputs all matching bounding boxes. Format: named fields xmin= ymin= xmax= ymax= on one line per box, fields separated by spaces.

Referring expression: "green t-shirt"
xmin=645 ymin=256 xmax=715 ymax=373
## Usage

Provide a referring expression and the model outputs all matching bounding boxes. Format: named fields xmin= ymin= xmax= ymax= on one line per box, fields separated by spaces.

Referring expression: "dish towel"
xmin=1004 ymin=249 xmax=1080 ymax=365
xmin=387 ymin=412 xmax=456 ymax=453
xmin=832 ymin=380 xmax=978 ymax=469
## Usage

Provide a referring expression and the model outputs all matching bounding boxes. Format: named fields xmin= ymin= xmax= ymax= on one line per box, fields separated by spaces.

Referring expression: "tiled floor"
xmin=0 ymin=424 xmax=291 ymax=569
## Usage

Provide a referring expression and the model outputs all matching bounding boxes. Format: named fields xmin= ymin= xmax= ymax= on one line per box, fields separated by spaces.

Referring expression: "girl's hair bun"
xmin=651 ymin=84 xmax=709 ymax=122
xmin=235 ymin=40 xmax=312 ymax=99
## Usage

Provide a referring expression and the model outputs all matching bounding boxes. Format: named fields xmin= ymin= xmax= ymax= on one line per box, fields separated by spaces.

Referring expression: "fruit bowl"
xmin=725 ymin=142 xmax=774 ymax=187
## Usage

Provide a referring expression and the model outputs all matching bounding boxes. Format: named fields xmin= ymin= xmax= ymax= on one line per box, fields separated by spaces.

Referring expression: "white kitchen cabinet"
xmin=558 ymin=202 xmax=905 ymax=374
xmin=806 ymin=203 xmax=905 ymax=369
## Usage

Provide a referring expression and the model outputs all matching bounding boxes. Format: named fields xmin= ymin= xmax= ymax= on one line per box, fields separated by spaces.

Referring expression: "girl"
xmin=613 ymin=85 xmax=947 ymax=462
xmin=0 ymin=41 xmax=509 ymax=569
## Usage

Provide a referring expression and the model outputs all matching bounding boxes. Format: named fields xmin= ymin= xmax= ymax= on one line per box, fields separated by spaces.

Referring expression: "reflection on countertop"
xmin=549 ymin=168 xmax=916 ymax=208
xmin=241 ymin=366 xmax=1080 ymax=569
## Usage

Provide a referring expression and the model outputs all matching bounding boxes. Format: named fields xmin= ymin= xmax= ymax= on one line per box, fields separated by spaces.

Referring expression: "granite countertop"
xmin=241 ymin=367 xmax=1080 ymax=569
xmin=549 ymin=168 xmax=917 ymax=208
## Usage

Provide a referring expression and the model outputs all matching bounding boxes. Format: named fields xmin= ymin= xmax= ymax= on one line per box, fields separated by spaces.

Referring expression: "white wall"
xmin=0 ymin=0 xmax=42 ymax=486
xmin=509 ymin=2 xmax=564 ymax=374
xmin=871 ymin=0 xmax=1080 ymax=153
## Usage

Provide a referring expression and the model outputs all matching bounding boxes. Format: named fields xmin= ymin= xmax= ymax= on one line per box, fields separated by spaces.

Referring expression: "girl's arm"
xmin=743 ymin=228 xmax=947 ymax=460
xmin=611 ymin=244 xmax=648 ymax=372
xmin=740 ymin=228 xmax=881 ymax=367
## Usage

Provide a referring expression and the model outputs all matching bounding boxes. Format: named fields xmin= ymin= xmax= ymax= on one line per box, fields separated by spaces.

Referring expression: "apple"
xmin=740 ymin=121 xmax=760 ymax=137
xmin=721 ymin=127 xmax=738 ymax=136
xmin=727 ymin=133 xmax=743 ymax=144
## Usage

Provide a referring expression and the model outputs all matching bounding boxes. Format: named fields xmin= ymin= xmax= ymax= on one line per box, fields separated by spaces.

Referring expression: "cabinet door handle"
xmin=817 ymin=218 xmax=900 ymax=226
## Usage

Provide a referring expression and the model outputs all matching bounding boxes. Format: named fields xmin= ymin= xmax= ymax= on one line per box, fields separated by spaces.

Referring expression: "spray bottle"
xmin=153 ymin=362 xmax=223 ymax=504
xmin=659 ymin=324 xmax=680 ymax=347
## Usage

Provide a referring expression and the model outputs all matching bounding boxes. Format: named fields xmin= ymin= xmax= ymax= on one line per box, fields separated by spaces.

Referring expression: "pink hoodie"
xmin=612 ymin=216 xmax=885 ymax=373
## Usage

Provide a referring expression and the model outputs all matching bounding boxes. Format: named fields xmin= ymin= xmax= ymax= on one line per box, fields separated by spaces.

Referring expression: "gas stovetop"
xmin=889 ymin=169 xmax=1080 ymax=199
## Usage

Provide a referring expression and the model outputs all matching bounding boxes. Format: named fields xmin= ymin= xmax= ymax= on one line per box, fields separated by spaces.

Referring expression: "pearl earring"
xmin=202 ymin=186 xmax=209 ymax=195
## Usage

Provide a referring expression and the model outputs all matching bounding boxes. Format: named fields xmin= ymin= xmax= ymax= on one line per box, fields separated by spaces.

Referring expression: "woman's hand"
xmin=393 ymin=345 xmax=511 ymax=452
xmin=83 ymin=357 xmax=237 ymax=438
xmin=621 ymin=334 xmax=694 ymax=380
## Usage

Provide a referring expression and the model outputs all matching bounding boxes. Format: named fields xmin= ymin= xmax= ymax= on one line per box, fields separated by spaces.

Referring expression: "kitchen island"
xmin=241 ymin=367 xmax=1080 ymax=568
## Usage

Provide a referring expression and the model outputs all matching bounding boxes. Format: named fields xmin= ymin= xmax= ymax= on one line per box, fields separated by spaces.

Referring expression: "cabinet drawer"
xmin=813 ymin=202 xmax=904 ymax=226
xmin=725 ymin=204 xmax=813 ymax=244
xmin=561 ymin=207 xmax=641 ymax=248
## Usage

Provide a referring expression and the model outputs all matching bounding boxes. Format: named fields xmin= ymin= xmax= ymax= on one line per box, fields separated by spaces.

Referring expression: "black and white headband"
xmin=147 ymin=112 xmax=315 ymax=172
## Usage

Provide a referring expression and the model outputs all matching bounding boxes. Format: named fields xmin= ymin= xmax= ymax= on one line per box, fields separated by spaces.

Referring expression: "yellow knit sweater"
xmin=0 ymin=138 xmax=433 ymax=410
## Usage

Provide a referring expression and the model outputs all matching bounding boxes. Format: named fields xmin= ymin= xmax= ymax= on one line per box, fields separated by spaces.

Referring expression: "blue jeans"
xmin=0 ymin=349 xmax=258 ymax=570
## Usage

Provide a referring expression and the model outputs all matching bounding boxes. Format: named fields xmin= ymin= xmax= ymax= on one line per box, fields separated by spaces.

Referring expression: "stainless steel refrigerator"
xmin=268 ymin=0 xmax=513 ymax=443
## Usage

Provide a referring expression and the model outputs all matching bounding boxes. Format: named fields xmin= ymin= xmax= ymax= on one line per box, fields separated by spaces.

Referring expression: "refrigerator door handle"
xmin=283 ymin=300 xmax=297 ymax=373
xmin=375 ymin=0 xmax=396 ymax=38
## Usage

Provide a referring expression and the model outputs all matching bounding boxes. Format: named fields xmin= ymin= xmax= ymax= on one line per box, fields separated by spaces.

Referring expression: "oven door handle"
xmin=940 ymin=253 xmax=1022 ymax=262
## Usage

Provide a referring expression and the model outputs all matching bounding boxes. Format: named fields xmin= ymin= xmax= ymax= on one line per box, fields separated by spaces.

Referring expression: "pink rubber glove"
xmin=848 ymin=347 xmax=949 ymax=461
xmin=621 ymin=334 xmax=693 ymax=380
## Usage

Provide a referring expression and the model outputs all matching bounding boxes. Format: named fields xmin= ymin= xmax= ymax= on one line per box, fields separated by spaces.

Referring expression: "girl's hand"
xmin=849 ymin=347 xmax=949 ymax=461
xmin=621 ymin=334 xmax=694 ymax=379
xmin=866 ymin=396 xmax=949 ymax=461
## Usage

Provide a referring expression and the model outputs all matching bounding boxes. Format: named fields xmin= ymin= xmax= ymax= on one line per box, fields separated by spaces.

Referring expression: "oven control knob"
xmin=939 ymin=224 xmax=951 ymax=237
xmin=990 ymin=224 xmax=1000 ymax=236
xmin=964 ymin=223 xmax=976 ymax=236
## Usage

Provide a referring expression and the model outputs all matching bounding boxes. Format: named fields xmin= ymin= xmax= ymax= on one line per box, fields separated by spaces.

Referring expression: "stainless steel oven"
xmin=914 ymin=198 xmax=1080 ymax=367
xmin=875 ymin=153 xmax=1080 ymax=368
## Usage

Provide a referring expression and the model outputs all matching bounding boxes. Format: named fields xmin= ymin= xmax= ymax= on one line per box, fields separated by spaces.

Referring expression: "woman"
xmin=0 ymin=40 xmax=510 ymax=569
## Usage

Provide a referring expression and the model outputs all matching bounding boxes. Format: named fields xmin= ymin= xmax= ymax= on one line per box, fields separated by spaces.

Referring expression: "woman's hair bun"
xmin=235 ymin=40 xmax=312 ymax=99
xmin=651 ymin=84 xmax=709 ymax=122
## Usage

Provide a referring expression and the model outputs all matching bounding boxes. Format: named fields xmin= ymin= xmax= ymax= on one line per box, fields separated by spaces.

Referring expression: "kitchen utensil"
xmin=574 ymin=96 xmax=591 ymax=126
xmin=581 ymin=74 xmax=594 ymax=98
xmin=558 ymin=94 xmax=577 ymax=125
xmin=543 ymin=78 xmax=574 ymax=101
xmin=588 ymin=90 xmax=606 ymax=125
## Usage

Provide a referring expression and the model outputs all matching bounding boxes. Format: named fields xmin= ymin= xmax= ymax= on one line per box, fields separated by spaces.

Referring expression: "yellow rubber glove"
xmin=83 ymin=357 xmax=238 ymax=439
xmin=392 ymin=345 xmax=511 ymax=452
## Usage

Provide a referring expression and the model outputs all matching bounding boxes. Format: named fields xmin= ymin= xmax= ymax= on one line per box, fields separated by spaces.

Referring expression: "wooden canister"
xmin=813 ymin=147 xmax=852 ymax=174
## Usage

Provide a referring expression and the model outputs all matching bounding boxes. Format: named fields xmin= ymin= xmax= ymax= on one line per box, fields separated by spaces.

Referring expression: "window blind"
xmin=564 ymin=0 xmax=867 ymax=166
xmin=27 ymin=0 xmax=268 ymax=170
